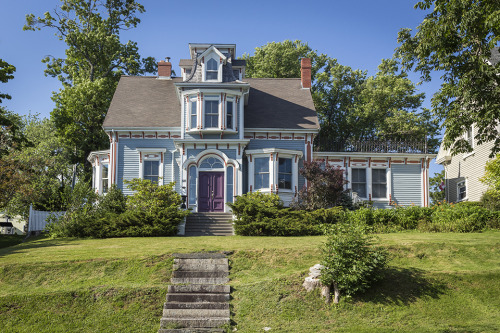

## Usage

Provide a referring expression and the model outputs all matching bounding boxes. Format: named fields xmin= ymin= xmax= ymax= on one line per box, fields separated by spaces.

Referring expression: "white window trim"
xmin=457 ymin=179 xmax=467 ymax=202
xmin=189 ymin=97 xmax=198 ymax=130
xmin=137 ymin=148 xmax=166 ymax=185
xmin=203 ymin=95 xmax=221 ymax=130
xmin=202 ymin=54 xmax=223 ymax=83
xmin=246 ymin=148 xmax=303 ymax=194
xmin=350 ymin=167 xmax=368 ymax=200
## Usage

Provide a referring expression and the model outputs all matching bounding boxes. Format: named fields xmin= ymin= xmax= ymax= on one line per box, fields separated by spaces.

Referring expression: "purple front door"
xmin=198 ymin=172 xmax=225 ymax=212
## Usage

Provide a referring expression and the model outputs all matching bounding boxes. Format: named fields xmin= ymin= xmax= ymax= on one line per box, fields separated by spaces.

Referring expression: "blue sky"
xmin=0 ymin=0 xmax=443 ymax=175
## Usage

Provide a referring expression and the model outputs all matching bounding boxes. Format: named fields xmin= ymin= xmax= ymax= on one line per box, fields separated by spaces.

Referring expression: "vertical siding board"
xmin=391 ymin=164 xmax=422 ymax=206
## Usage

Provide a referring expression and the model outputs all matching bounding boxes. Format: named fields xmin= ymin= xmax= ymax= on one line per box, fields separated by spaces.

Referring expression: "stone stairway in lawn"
xmin=184 ymin=213 xmax=234 ymax=236
xmin=158 ymin=253 xmax=230 ymax=333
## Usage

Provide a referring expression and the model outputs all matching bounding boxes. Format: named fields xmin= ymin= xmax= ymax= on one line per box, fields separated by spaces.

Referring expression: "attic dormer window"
xmin=206 ymin=58 xmax=218 ymax=80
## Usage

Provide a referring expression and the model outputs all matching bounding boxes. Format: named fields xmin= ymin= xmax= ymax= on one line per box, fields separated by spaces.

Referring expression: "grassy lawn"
xmin=1 ymin=232 xmax=499 ymax=332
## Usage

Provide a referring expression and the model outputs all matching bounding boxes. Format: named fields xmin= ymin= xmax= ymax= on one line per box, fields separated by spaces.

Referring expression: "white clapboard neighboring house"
xmin=88 ymin=42 xmax=436 ymax=211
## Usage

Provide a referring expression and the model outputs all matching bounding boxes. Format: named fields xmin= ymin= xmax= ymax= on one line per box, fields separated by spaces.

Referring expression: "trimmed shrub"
xmin=425 ymin=201 xmax=500 ymax=232
xmin=47 ymin=180 xmax=188 ymax=238
xmin=229 ymin=192 xmax=345 ymax=236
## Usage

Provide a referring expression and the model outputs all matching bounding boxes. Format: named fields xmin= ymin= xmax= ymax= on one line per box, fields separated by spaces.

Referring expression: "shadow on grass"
xmin=354 ymin=267 xmax=447 ymax=305
xmin=0 ymin=235 xmax=80 ymax=259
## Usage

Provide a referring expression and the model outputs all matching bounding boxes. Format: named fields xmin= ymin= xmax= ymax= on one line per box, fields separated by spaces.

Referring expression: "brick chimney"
xmin=158 ymin=58 xmax=172 ymax=79
xmin=301 ymin=58 xmax=311 ymax=89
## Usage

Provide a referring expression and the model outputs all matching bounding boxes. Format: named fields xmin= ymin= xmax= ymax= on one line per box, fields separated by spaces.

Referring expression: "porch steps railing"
xmin=158 ymin=253 xmax=230 ymax=332
xmin=184 ymin=213 xmax=234 ymax=236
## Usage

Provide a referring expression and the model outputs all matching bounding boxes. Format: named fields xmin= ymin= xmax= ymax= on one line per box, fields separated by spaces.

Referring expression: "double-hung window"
xmin=206 ymin=58 xmax=218 ymax=80
xmin=190 ymin=99 xmax=197 ymax=129
xmin=144 ymin=160 xmax=160 ymax=183
xmin=102 ymin=165 xmax=109 ymax=194
xmin=226 ymin=100 xmax=233 ymax=129
xmin=351 ymin=168 xmax=367 ymax=198
xmin=254 ymin=158 xmax=269 ymax=190
xmin=457 ymin=180 xmax=466 ymax=201
xmin=278 ymin=158 xmax=292 ymax=190
xmin=372 ymin=169 xmax=387 ymax=199
xmin=204 ymin=100 xmax=219 ymax=128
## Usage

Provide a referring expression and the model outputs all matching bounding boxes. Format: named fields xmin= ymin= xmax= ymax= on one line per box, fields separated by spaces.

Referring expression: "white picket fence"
xmin=28 ymin=205 xmax=66 ymax=233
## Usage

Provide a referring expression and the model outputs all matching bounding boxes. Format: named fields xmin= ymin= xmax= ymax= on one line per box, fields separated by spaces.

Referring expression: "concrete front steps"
xmin=184 ymin=213 xmax=234 ymax=236
xmin=158 ymin=253 xmax=230 ymax=333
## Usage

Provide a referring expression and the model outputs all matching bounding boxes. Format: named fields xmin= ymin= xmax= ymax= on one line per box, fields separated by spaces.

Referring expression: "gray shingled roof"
xmin=244 ymin=78 xmax=319 ymax=130
xmin=103 ymin=76 xmax=182 ymax=128
xmin=179 ymin=59 xmax=194 ymax=67
xmin=103 ymin=76 xmax=319 ymax=130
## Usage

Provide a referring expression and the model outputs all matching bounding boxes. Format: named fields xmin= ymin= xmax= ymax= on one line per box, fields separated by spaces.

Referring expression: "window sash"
xmin=372 ymin=169 xmax=387 ymax=198
xmin=206 ymin=59 xmax=218 ymax=80
xmin=226 ymin=166 xmax=234 ymax=203
xmin=351 ymin=168 xmax=366 ymax=198
xmin=278 ymin=158 xmax=292 ymax=189
xmin=190 ymin=100 xmax=197 ymax=129
xmin=188 ymin=165 xmax=197 ymax=205
xmin=102 ymin=165 xmax=109 ymax=193
xmin=144 ymin=160 xmax=160 ymax=183
xmin=254 ymin=158 xmax=269 ymax=190
xmin=458 ymin=181 xmax=466 ymax=200
xmin=226 ymin=101 xmax=233 ymax=129
xmin=204 ymin=100 xmax=219 ymax=128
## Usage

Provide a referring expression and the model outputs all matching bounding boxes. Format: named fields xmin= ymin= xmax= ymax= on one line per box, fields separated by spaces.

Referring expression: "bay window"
xmin=226 ymin=100 xmax=234 ymax=129
xmin=278 ymin=158 xmax=292 ymax=190
xmin=190 ymin=99 xmax=197 ymax=129
xmin=254 ymin=157 xmax=270 ymax=190
xmin=204 ymin=100 xmax=219 ymax=128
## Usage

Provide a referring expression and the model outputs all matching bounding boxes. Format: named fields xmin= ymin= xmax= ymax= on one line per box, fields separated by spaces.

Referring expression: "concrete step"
xmin=174 ymin=258 xmax=228 ymax=267
xmin=166 ymin=293 xmax=230 ymax=303
xmin=168 ymin=284 xmax=230 ymax=295
xmin=160 ymin=318 xmax=229 ymax=329
xmin=172 ymin=271 xmax=228 ymax=279
xmin=171 ymin=277 xmax=229 ymax=285
xmin=184 ymin=226 xmax=233 ymax=232
xmin=163 ymin=308 xmax=230 ymax=318
xmin=164 ymin=301 xmax=229 ymax=310
xmin=173 ymin=263 xmax=228 ymax=272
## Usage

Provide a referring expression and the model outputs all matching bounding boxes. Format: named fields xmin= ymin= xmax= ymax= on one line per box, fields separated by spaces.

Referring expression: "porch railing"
xmin=315 ymin=138 xmax=429 ymax=154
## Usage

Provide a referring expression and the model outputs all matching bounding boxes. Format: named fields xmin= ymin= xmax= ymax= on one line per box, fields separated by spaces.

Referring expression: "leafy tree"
xmin=1 ymin=116 xmax=75 ymax=219
xmin=315 ymin=58 xmax=439 ymax=150
xmin=24 ymin=0 xmax=157 ymax=171
xmin=293 ymin=161 xmax=350 ymax=210
xmin=429 ymin=170 xmax=446 ymax=204
xmin=320 ymin=222 xmax=388 ymax=303
xmin=0 ymin=107 xmax=26 ymax=158
xmin=397 ymin=0 xmax=500 ymax=156
xmin=241 ymin=40 xmax=328 ymax=80
xmin=242 ymin=40 xmax=439 ymax=150
xmin=0 ymin=59 xmax=16 ymax=103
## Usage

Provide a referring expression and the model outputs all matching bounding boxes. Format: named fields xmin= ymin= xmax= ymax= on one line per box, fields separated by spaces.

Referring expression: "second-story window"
xmin=190 ymin=99 xmax=197 ymax=129
xmin=206 ymin=58 xmax=218 ymax=80
xmin=205 ymin=100 xmax=219 ymax=128
xmin=226 ymin=100 xmax=233 ymax=129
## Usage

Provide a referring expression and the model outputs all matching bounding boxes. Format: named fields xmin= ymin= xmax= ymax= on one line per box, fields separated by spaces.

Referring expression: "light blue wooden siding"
xmin=186 ymin=149 xmax=236 ymax=160
xmin=246 ymin=139 xmax=306 ymax=191
xmin=118 ymin=139 xmax=178 ymax=195
xmin=391 ymin=164 xmax=422 ymax=206
xmin=372 ymin=201 xmax=392 ymax=209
